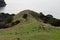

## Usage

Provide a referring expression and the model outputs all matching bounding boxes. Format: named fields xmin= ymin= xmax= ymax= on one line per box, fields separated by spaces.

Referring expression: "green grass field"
xmin=0 ymin=18 xmax=60 ymax=40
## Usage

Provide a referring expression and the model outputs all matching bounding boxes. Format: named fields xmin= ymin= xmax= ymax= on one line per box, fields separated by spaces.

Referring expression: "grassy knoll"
xmin=0 ymin=18 xmax=60 ymax=40
xmin=0 ymin=10 xmax=60 ymax=40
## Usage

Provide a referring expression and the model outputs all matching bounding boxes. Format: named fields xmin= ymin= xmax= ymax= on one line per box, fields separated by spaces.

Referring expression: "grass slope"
xmin=0 ymin=10 xmax=60 ymax=40
xmin=0 ymin=18 xmax=60 ymax=40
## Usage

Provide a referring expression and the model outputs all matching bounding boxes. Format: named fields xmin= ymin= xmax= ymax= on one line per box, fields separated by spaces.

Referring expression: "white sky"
xmin=0 ymin=0 xmax=60 ymax=19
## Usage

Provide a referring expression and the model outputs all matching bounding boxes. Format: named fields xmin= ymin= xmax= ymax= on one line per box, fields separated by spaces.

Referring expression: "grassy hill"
xmin=0 ymin=10 xmax=60 ymax=40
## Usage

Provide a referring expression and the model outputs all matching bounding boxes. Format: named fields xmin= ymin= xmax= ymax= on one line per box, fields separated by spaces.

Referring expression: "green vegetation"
xmin=39 ymin=12 xmax=60 ymax=26
xmin=0 ymin=10 xmax=60 ymax=40
xmin=0 ymin=17 xmax=60 ymax=40
xmin=0 ymin=13 xmax=14 ymax=28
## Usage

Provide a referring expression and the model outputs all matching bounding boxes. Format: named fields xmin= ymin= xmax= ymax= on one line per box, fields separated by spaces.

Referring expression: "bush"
xmin=43 ymin=16 xmax=60 ymax=26
xmin=46 ymin=14 xmax=53 ymax=18
xmin=39 ymin=12 xmax=60 ymax=27
xmin=23 ymin=14 xmax=28 ymax=19
xmin=11 ymin=20 xmax=20 ymax=26
xmin=11 ymin=14 xmax=15 ymax=16
xmin=15 ymin=20 xmax=20 ymax=24
xmin=0 ymin=24 xmax=9 ymax=29
xmin=50 ymin=18 xmax=60 ymax=26
xmin=0 ymin=13 xmax=14 ymax=28
xmin=39 ymin=12 xmax=46 ymax=20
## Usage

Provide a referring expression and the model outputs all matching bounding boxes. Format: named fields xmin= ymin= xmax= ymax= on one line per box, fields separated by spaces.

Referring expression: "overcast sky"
xmin=0 ymin=0 xmax=60 ymax=19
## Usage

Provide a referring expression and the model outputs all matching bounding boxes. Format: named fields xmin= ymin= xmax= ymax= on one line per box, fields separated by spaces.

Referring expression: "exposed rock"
xmin=0 ymin=0 xmax=6 ymax=7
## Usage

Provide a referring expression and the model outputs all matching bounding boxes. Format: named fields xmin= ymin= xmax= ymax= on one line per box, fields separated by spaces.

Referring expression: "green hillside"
xmin=0 ymin=10 xmax=60 ymax=40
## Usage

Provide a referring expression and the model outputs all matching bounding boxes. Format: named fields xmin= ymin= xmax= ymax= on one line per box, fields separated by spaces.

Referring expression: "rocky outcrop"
xmin=0 ymin=0 xmax=6 ymax=7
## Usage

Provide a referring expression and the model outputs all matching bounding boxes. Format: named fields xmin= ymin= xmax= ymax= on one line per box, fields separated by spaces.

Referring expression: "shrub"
xmin=39 ymin=12 xmax=46 ymax=20
xmin=0 ymin=24 xmax=9 ymax=29
xmin=11 ymin=14 xmax=15 ymax=16
xmin=23 ymin=14 xmax=28 ymax=19
xmin=44 ymin=16 xmax=60 ymax=26
xmin=39 ymin=12 xmax=60 ymax=27
xmin=50 ymin=18 xmax=60 ymax=26
xmin=15 ymin=20 xmax=20 ymax=24
xmin=46 ymin=14 xmax=53 ymax=18
xmin=11 ymin=20 xmax=20 ymax=26
xmin=0 ymin=13 xmax=14 ymax=28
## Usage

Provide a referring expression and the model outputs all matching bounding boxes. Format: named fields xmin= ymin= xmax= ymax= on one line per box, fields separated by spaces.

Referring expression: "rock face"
xmin=0 ymin=0 xmax=6 ymax=7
